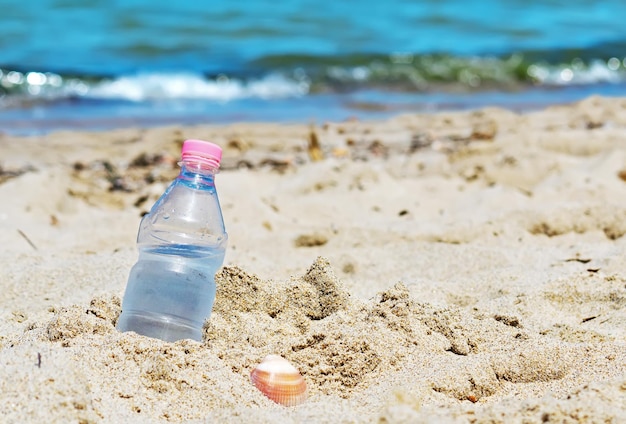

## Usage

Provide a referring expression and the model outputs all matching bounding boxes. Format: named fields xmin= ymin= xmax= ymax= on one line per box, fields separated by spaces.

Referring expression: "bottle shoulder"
xmin=137 ymin=176 xmax=227 ymax=249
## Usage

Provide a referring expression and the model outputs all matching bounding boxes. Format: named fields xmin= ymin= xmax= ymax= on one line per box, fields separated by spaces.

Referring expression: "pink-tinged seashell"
xmin=250 ymin=354 xmax=308 ymax=406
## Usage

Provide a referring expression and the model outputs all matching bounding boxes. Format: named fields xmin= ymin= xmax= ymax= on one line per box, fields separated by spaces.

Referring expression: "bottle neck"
xmin=178 ymin=160 xmax=218 ymax=187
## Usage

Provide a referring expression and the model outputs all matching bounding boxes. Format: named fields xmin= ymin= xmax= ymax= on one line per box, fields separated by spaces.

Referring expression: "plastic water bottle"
xmin=117 ymin=139 xmax=228 ymax=342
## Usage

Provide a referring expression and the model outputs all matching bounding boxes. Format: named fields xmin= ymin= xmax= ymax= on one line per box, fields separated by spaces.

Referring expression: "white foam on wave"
xmin=86 ymin=72 xmax=310 ymax=101
xmin=528 ymin=59 xmax=626 ymax=86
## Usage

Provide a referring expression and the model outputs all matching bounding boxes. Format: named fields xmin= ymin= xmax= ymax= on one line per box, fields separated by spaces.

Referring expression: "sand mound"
xmin=2 ymin=257 xmax=623 ymax=422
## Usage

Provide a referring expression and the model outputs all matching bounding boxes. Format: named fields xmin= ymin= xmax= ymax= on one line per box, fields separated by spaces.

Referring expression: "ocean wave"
xmin=1 ymin=51 xmax=626 ymax=107
xmin=87 ymin=72 xmax=309 ymax=101
xmin=256 ymin=52 xmax=626 ymax=90
xmin=0 ymin=70 xmax=309 ymax=104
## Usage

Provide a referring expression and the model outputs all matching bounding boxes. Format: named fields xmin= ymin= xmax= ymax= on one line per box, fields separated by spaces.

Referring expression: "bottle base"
xmin=117 ymin=311 xmax=203 ymax=342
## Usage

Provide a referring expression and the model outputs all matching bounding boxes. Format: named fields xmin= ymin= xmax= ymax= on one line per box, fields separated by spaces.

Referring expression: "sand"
xmin=0 ymin=95 xmax=625 ymax=423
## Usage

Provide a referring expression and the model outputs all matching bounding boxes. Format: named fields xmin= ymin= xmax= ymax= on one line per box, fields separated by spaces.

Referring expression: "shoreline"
xmin=1 ymin=95 xmax=625 ymax=422
xmin=3 ymin=82 xmax=626 ymax=136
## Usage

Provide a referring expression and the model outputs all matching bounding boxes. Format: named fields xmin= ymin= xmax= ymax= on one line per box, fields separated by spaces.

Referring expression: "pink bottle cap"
xmin=181 ymin=139 xmax=222 ymax=169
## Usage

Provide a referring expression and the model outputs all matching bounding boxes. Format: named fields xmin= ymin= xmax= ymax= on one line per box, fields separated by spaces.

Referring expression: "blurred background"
xmin=1 ymin=0 xmax=625 ymax=133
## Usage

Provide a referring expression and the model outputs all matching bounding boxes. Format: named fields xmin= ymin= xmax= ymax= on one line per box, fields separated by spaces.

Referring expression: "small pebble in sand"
xmin=294 ymin=233 xmax=329 ymax=247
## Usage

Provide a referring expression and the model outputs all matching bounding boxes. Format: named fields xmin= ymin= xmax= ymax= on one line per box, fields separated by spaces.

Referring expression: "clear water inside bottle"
xmin=116 ymin=244 xmax=225 ymax=342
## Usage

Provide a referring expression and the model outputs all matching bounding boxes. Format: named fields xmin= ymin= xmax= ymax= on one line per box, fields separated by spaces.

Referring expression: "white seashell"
xmin=250 ymin=354 xmax=308 ymax=406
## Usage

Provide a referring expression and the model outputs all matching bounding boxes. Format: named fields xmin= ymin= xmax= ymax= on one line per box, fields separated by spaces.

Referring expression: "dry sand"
xmin=0 ymin=95 xmax=625 ymax=423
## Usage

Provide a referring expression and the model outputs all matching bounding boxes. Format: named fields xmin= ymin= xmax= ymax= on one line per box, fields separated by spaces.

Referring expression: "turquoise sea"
xmin=1 ymin=0 xmax=626 ymax=133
